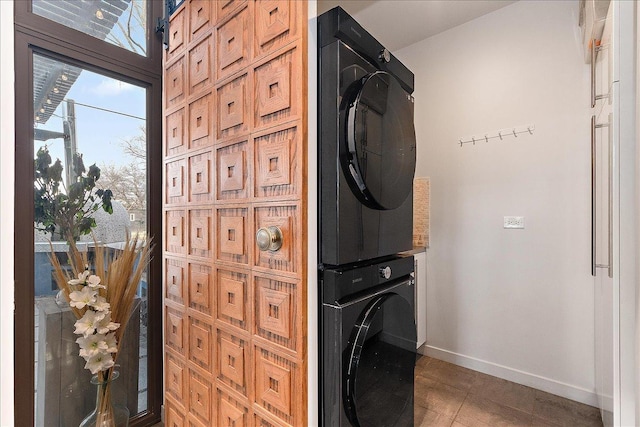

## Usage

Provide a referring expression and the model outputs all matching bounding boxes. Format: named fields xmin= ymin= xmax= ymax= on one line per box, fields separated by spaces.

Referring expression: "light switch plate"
xmin=504 ymin=216 xmax=524 ymax=229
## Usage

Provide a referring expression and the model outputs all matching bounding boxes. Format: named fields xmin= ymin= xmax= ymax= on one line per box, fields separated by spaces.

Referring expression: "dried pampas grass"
xmin=50 ymin=234 xmax=153 ymax=358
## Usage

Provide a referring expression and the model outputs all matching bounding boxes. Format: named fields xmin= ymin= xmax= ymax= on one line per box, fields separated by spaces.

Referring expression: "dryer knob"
xmin=379 ymin=48 xmax=391 ymax=63
xmin=379 ymin=266 xmax=392 ymax=280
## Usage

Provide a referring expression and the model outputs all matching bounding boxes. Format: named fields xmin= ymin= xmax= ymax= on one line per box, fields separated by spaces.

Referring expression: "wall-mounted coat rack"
xmin=458 ymin=124 xmax=535 ymax=147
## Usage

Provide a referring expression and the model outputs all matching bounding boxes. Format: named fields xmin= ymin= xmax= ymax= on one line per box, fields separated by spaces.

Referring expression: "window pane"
xmin=33 ymin=53 xmax=149 ymax=425
xmin=32 ymin=0 xmax=148 ymax=56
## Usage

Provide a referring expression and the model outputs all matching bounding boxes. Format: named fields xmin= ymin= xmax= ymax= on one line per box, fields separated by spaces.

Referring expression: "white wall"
xmin=0 ymin=0 xmax=15 ymax=424
xmin=395 ymin=0 xmax=596 ymax=404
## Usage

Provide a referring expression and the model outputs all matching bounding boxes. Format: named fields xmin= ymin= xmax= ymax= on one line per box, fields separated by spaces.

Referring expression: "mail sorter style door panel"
xmin=164 ymin=1 xmax=307 ymax=426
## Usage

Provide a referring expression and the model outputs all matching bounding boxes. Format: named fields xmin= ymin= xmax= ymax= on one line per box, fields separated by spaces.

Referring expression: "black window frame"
xmin=14 ymin=1 xmax=164 ymax=426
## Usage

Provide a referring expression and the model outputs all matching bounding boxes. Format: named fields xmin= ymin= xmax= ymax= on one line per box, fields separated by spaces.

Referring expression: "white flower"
xmin=95 ymin=312 xmax=120 ymax=334
xmin=69 ymin=286 xmax=97 ymax=309
xmin=86 ymin=274 xmax=105 ymax=289
xmin=76 ymin=334 xmax=108 ymax=359
xmin=104 ymin=332 xmax=118 ymax=353
xmin=74 ymin=310 xmax=106 ymax=337
xmin=84 ymin=352 xmax=115 ymax=375
xmin=68 ymin=270 xmax=90 ymax=286
xmin=92 ymin=296 xmax=111 ymax=312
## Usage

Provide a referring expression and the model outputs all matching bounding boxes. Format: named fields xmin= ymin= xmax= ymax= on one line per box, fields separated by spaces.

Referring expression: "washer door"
xmin=341 ymin=71 xmax=416 ymax=210
xmin=344 ymin=292 xmax=417 ymax=427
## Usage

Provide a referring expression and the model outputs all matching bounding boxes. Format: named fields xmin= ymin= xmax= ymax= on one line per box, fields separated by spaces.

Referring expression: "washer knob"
xmin=379 ymin=266 xmax=392 ymax=280
xmin=379 ymin=48 xmax=391 ymax=63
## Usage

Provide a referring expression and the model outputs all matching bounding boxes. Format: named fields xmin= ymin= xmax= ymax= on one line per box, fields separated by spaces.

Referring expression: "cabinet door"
xmin=414 ymin=251 xmax=427 ymax=349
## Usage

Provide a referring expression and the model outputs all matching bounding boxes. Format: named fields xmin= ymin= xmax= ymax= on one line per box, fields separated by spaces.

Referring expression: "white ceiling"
xmin=318 ymin=0 xmax=517 ymax=51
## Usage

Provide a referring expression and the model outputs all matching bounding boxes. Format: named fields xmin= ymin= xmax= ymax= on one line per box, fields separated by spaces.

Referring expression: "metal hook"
xmin=498 ymin=131 xmax=503 ymax=140
xmin=485 ymin=135 xmax=489 ymax=143
xmin=527 ymin=126 xmax=533 ymax=135
xmin=513 ymin=129 xmax=518 ymax=137
xmin=459 ymin=139 xmax=463 ymax=147
xmin=472 ymin=137 xmax=476 ymax=145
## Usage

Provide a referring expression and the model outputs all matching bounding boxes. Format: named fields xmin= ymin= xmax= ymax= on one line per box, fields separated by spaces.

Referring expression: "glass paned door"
xmin=33 ymin=52 xmax=150 ymax=425
xmin=32 ymin=0 xmax=148 ymax=56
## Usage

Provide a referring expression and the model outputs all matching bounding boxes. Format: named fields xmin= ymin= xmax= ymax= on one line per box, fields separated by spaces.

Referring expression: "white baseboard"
xmin=420 ymin=345 xmax=599 ymax=408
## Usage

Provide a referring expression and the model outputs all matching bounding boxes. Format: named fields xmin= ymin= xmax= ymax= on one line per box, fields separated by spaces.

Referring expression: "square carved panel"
xmin=216 ymin=139 xmax=250 ymax=201
xmin=189 ymin=94 xmax=213 ymax=150
xmin=189 ymin=35 xmax=212 ymax=94
xmin=257 ymin=286 xmax=290 ymax=339
xmin=216 ymin=5 xmax=250 ymax=81
xmin=189 ymin=317 xmax=213 ymax=372
xmin=188 ymin=263 xmax=212 ymax=316
xmin=255 ymin=1 xmax=292 ymax=52
xmin=189 ymin=151 xmax=212 ymax=203
xmin=256 ymin=61 xmax=290 ymax=118
xmin=219 ymin=276 xmax=245 ymax=322
xmin=216 ymin=268 xmax=249 ymax=331
xmin=166 ymin=210 xmax=186 ymax=255
xmin=166 ymin=159 xmax=186 ymax=205
xmin=254 ymin=205 xmax=299 ymax=276
xmin=166 ymin=259 xmax=185 ymax=305
xmin=219 ymin=215 xmax=244 ymax=256
xmin=216 ymin=0 xmax=246 ymax=22
xmin=219 ymin=151 xmax=244 ymax=192
xmin=219 ymin=399 xmax=245 ymax=427
xmin=189 ymin=0 xmax=212 ymax=42
xmin=253 ymin=47 xmax=300 ymax=130
xmin=216 ymin=208 xmax=249 ymax=265
xmin=166 ymin=55 xmax=186 ymax=109
xmin=255 ymin=350 xmax=292 ymax=417
xmin=217 ymin=74 xmax=249 ymax=140
xmin=254 ymin=124 xmax=300 ymax=199
xmin=253 ymin=415 xmax=278 ymax=427
xmin=167 ymin=7 xmax=185 ymax=58
xmin=189 ymin=209 xmax=212 ymax=258
xmin=166 ymin=108 xmax=185 ymax=157
xmin=254 ymin=275 xmax=299 ymax=351
xmin=217 ymin=331 xmax=247 ymax=394
xmin=188 ymin=370 xmax=212 ymax=424
xmin=166 ymin=307 xmax=186 ymax=354
xmin=166 ymin=353 xmax=186 ymax=405
xmin=217 ymin=388 xmax=249 ymax=427
xmin=165 ymin=401 xmax=186 ymax=427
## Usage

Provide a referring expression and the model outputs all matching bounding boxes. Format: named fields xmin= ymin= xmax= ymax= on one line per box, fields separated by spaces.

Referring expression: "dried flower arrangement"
xmin=50 ymin=235 xmax=152 ymax=426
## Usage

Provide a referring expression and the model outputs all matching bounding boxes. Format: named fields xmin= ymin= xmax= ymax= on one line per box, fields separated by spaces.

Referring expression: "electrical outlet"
xmin=504 ymin=216 xmax=525 ymax=229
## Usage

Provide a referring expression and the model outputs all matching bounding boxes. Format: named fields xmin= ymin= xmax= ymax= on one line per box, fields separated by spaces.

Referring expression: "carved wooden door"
xmin=162 ymin=1 xmax=307 ymax=426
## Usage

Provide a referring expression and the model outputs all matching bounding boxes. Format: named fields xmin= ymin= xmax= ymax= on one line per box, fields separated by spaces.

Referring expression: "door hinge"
xmin=156 ymin=0 xmax=184 ymax=50
xmin=155 ymin=16 xmax=169 ymax=50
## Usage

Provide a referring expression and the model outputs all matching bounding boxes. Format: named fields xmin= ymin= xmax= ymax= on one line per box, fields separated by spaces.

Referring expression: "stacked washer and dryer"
xmin=318 ymin=7 xmax=418 ymax=427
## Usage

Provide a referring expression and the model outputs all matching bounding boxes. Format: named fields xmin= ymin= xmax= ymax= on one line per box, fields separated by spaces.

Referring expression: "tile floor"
xmin=414 ymin=355 xmax=603 ymax=427
xmin=153 ymin=356 xmax=603 ymax=427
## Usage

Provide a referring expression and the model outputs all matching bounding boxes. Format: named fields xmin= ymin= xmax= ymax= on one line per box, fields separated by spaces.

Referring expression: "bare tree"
xmin=99 ymin=128 xmax=147 ymax=212
xmin=104 ymin=0 xmax=147 ymax=55
xmin=99 ymin=162 xmax=146 ymax=212
xmin=121 ymin=125 xmax=146 ymax=162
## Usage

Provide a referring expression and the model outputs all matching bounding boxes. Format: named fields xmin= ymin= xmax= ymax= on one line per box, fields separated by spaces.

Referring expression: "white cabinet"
xmin=413 ymin=251 xmax=427 ymax=349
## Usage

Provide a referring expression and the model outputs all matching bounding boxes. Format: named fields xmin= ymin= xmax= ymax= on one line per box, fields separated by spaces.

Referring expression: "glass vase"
xmin=79 ymin=371 xmax=129 ymax=427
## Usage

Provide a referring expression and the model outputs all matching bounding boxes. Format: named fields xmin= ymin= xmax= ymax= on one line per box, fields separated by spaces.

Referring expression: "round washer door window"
xmin=343 ymin=292 xmax=417 ymax=427
xmin=342 ymin=71 xmax=416 ymax=210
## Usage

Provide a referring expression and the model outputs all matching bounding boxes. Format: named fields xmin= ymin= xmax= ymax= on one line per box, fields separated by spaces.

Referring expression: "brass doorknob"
xmin=256 ymin=226 xmax=283 ymax=252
